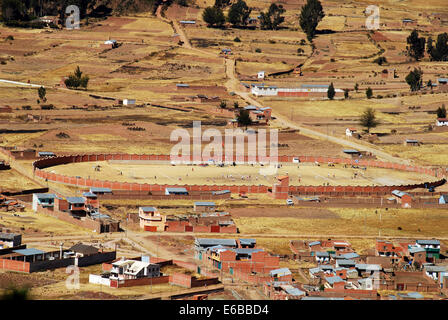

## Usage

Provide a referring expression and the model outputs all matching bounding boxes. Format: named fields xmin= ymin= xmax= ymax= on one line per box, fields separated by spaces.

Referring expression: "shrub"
xmin=255 ymin=48 xmax=262 ymax=53
xmin=234 ymin=37 xmax=241 ymax=42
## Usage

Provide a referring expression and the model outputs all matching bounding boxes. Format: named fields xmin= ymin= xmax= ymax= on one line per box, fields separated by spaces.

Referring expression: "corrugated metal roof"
xmin=325 ymin=276 xmax=344 ymax=284
xmin=140 ymin=206 xmax=157 ymax=212
xmin=355 ymin=264 xmax=381 ymax=271
xmin=425 ymin=265 xmax=447 ymax=272
xmin=342 ymin=252 xmax=359 ymax=259
xmin=316 ymin=251 xmax=330 ymax=257
xmin=34 ymin=193 xmax=56 ymax=199
xmin=195 ymin=238 xmax=236 ymax=247
xmin=232 ymin=248 xmax=264 ymax=255
xmin=408 ymin=246 xmax=426 ymax=254
xmin=281 ymin=285 xmax=305 ymax=296
xmin=337 ymin=259 xmax=356 ymax=266
xmin=66 ymin=197 xmax=85 ymax=204
xmin=308 ymin=241 xmax=321 ymax=246
xmin=212 ymin=190 xmax=230 ymax=195
xmin=166 ymin=187 xmax=188 ymax=193
xmin=38 ymin=152 xmax=55 ymax=157
xmin=416 ymin=239 xmax=440 ymax=245
xmin=392 ymin=190 xmax=410 ymax=198
xmin=194 ymin=202 xmax=215 ymax=206
xmin=269 ymin=267 xmax=292 ymax=277
xmin=239 ymin=238 xmax=256 ymax=245
xmin=90 ymin=187 xmax=112 ymax=193
xmin=13 ymin=248 xmax=45 ymax=256
xmin=82 ymin=192 xmax=97 ymax=197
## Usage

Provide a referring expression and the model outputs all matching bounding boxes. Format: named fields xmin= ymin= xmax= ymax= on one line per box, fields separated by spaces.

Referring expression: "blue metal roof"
xmin=416 ymin=239 xmax=440 ymax=245
xmin=34 ymin=193 xmax=56 ymax=199
xmin=239 ymin=238 xmax=256 ymax=245
xmin=337 ymin=259 xmax=356 ymax=266
xmin=13 ymin=248 xmax=45 ymax=256
xmin=316 ymin=251 xmax=330 ymax=257
xmin=342 ymin=252 xmax=359 ymax=259
xmin=282 ymin=285 xmax=305 ymax=296
xmin=90 ymin=187 xmax=112 ymax=193
xmin=38 ymin=152 xmax=55 ymax=157
xmin=66 ymin=197 xmax=85 ymax=204
xmin=166 ymin=187 xmax=188 ymax=193
xmin=325 ymin=276 xmax=344 ymax=285
xmin=140 ymin=206 xmax=157 ymax=212
xmin=82 ymin=192 xmax=97 ymax=198
xmin=308 ymin=241 xmax=321 ymax=246
xmin=195 ymin=202 xmax=215 ymax=206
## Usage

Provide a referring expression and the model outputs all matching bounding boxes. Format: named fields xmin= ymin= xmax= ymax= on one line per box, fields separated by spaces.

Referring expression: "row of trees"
xmin=1 ymin=0 xmax=92 ymax=22
xmin=202 ymin=0 xmax=251 ymax=28
xmin=203 ymin=0 xmax=286 ymax=30
xmin=407 ymin=30 xmax=448 ymax=61
xmin=204 ymin=0 xmax=324 ymax=41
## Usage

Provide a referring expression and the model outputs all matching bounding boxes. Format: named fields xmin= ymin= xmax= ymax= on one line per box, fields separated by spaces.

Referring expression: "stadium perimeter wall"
xmin=32 ymin=153 xmax=446 ymax=196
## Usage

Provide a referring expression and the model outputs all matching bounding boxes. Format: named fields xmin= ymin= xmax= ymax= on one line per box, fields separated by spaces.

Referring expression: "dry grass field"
xmin=234 ymin=207 xmax=448 ymax=238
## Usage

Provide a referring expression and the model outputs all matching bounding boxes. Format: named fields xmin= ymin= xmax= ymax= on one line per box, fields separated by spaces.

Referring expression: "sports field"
xmin=44 ymin=160 xmax=435 ymax=187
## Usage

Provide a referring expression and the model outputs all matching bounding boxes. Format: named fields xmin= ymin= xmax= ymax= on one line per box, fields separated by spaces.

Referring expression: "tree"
xmin=37 ymin=86 xmax=46 ymax=103
xmin=219 ymin=100 xmax=227 ymax=109
xmin=437 ymin=105 xmax=447 ymax=118
xmin=202 ymin=6 xmax=225 ymax=28
xmin=64 ymin=66 xmax=89 ymax=90
xmin=354 ymin=83 xmax=359 ymax=92
xmin=259 ymin=3 xmax=285 ymax=30
xmin=366 ymin=87 xmax=373 ymax=99
xmin=236 ymin=108 xmax=252 ymax=129
xmin=1 ymin=285 xmax=30 ymax=300
xmin=427 ymin=36 xmax=434 ymax=56
xmin=299 ymin=0 xmax=325 ymax=42
xmin=214 ymin=0 xmax=231 ymax=8
xmin=427 ymin=79 xmax=433 ymax=92
xmin=327 ymin=82 xmax=335 ymax=100
xmin=360 ymin=108 xmax=379 ymax=133
xmin=429 ymin=33 xmax=448 ymax=61
xmin=406 ymin=30 xmax=426 ymax=61
xmin=405 ymin=68 xmax=423 ymax=91
xmin=233 ymin=101 xmax=239 ymax=109
xmin=373 ymin=56 xmax=387 ymax=65
xmin=344 ymin=88 xmax=349 ymax=99
xmin=227 ymin=0 xmax=251 ymax=27
xmin=1 ymin=0 xmax=27 ymax=22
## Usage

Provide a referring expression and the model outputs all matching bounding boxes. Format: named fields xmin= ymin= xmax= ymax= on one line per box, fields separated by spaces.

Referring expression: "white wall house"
xmin=257 ymin=71 xmax=265 ymax=80
xmin=436 ymin=118 xmax=448 ymax=126
xmin=346 ymin=128 xmax=357 ymax=137
xmin=123 ymin=99 xmax=136 ymax=106
xmin=251 ymin=85 xmax=278 ymax=96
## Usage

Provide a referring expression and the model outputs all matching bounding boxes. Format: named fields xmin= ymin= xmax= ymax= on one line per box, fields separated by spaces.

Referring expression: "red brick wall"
xmin=0 ymin=258 xmax=30 ymax=273
xmin=31 ymin=153 xmax=444 ymax=197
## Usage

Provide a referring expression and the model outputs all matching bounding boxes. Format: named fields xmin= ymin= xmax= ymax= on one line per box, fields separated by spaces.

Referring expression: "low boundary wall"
xmin=31 ymin=153 xmax=446 ymax=196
